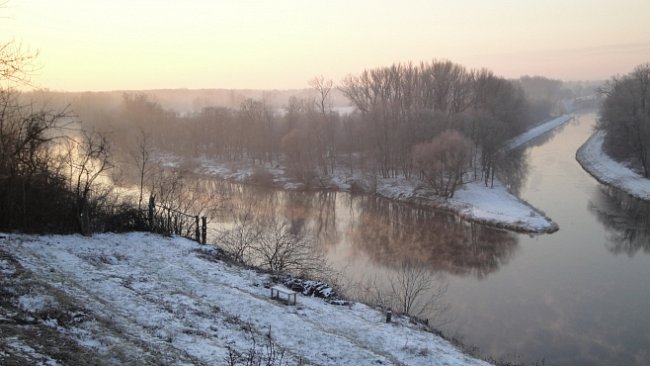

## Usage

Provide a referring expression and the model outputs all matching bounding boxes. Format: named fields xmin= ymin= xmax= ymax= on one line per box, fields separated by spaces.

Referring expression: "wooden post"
xmin=195 ymin=216 xmax=200 ymax=243
xmin=148 ymin=195 xmax=155 ymax=231
xmin=201 ymin=216 xmax=207 ymax=244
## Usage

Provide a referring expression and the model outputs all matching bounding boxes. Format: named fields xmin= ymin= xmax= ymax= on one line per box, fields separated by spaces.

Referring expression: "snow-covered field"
xmin=0 ymin=232 xmax=490 ymax=366
xmin=576 ymin=130 xmax=650 ymax=201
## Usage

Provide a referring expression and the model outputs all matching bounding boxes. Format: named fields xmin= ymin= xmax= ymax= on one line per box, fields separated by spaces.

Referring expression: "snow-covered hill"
xmin=0 ymin=233 xmax=490 ymax=365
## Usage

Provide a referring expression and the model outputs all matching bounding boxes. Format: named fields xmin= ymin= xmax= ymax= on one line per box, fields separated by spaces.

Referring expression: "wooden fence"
xmin=148 ymin=196 xmax=207 ymax=244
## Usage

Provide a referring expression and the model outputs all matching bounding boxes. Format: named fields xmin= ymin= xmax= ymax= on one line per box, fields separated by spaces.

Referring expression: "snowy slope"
xmin=576 ymin=130 xmax=650 ymax=201
xmin=1 ymin=233 xmax=490 ymax=366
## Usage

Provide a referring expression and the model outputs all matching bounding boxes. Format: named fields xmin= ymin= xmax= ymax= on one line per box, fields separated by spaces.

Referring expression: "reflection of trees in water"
xmin=312 ymin=192 xmax=339 ymax=247
xmin=280 ymin=191 xmax=341 ymax=249
xmin=198 ymin=178 xmax=518 ymax=278
xmin=498 ymin=116 xmax=583 ymax=195
xmin=208 ymin=184 xmax=341 ymax=249
xmin=589 ymin=186 xmax=650 ymax=256
xmin=497 ymin=148 xmax=528 ymax=196
xmin=350 ymin=197 xmax=519 ymax=279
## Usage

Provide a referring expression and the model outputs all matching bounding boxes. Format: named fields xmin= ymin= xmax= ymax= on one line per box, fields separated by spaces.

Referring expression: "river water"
xmin=203 ymin=110 xmax=650 ymax=365
xmin=437 ymin=111 xmax=650 ymax=365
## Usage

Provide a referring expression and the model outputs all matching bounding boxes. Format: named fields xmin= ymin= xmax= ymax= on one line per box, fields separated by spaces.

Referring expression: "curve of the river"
xmin=435 ymin=111 xmax=650 ymax=365
xmin=201 ymin=110 xmax=650 ymax=365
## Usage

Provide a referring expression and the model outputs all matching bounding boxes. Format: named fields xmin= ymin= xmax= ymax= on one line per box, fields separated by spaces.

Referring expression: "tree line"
xmin=0 ymin=41 xmax=199 ymax=234
xmin=598 ymin=63 xmax=650 ymax=178
xmin=62 ymin=60 xmax=573 ymax=199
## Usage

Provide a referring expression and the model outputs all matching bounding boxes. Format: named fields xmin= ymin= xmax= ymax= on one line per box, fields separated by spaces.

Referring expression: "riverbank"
xmin=194 ymin=159 xmax=558 ymax=234
xmin=576 ymin=130 xmax=650 ymax=201
xmin=191 ymin=115 xmax=573 ymax=234
xmin=0 ymin=232 xmax=490 ymax=365
xmin=505 ymin=115 xmax=573 ymax=151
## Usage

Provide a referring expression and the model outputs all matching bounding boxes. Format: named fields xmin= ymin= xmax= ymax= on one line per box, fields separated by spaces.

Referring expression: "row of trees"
xmin=598 ymin=63 xmax=650 ymax=178
xmin=341 ymin=61 xmax=531 ymax=184
xmin=66 ymin=60 xmax=552 ymax=199
xmin=1 ymin=40 xmax=199 ymax=235
xmin=0 ymin=51 xmax=117 ymax=234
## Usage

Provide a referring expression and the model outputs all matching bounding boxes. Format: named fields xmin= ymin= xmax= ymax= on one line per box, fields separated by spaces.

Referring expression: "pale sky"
xmin=2 ymin=0 xmax=649 ymax=91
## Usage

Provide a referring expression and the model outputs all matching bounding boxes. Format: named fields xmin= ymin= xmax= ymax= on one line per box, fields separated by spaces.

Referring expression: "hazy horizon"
xmin=2 ymin=0 xmax=649 ymax=91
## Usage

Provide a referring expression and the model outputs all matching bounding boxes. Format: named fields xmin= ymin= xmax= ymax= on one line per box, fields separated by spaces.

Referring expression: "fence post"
xmin=201 ymin=216 xmax=207 ymax=244
xmin=195 ymin=216 xmax=200 ymax=243
xmin=148 ymin=195 xmax=155 ymax=231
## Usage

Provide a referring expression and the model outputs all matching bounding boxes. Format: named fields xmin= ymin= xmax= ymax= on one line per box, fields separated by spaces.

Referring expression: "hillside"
xmin=0 ymin=233 xmax=489 ymax=365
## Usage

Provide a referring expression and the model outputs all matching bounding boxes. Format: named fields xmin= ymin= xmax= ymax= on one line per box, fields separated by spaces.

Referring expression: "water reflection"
xmin=199 ymin=178 xmax=519 ymax=279
xmin=498 ymin=148 xmax=528 ymax=196
xmin=349 ymin=197 xmax=519 ymax=278
xmin=588 ymin=186 xmax=650 ymax=256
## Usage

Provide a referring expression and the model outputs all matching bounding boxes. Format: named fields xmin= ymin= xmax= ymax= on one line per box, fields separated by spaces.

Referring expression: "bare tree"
xmin=310 ymin=76 xmax=333 ymax=117
xmin=280 ymin=124 xmax=317 ymax=183
xmin=68 ymin=130 xmax=113 ymax=235
xmin=130 ymin=128 xmax=154 ymax=209
xmin=0 ymin=40 xmax=38 ymax=87
xmin=239 ymin=98 xmax=276 ymax=164
xmin=388 ymin=260 xmax=448 ymax=319
xmin=352 ymin=261 xmax=449 ymax=324
xmin=254 ymin=219 xmax=327 ymax=275
xmin=309 ymin=76 xmax=336 ymax=175
xmin=218 ymin=200 xmax=264 ymax=264
xmin=413 ymin=129 xmax=471 ymax=198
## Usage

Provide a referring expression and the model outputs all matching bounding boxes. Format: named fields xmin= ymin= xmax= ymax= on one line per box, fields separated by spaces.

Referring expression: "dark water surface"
xmin=204 ymin=111 xmax=650 ymax=365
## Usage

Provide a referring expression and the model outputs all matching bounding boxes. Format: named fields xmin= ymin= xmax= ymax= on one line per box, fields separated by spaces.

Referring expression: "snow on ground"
xmin=505 ymin=115 xmax=573 ymax=151
xmin=576 ymin=130 xmax=650 ymax=201
xmin=4 ymin=338 xmax=61 ymax=366
xmin=367 ymin=175 xmax=557 ymax=233
xmin=447 ymin=180 xmax=556 ymax=232
xmin=1 ymin=233 xmax=490 ymax=366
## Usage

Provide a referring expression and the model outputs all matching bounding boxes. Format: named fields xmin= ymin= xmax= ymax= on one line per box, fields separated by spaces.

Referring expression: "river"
xmin=438 ymin=111 xmax=650 ymax=365
xmin=200 ymin=110 xmax=649 ymax=365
